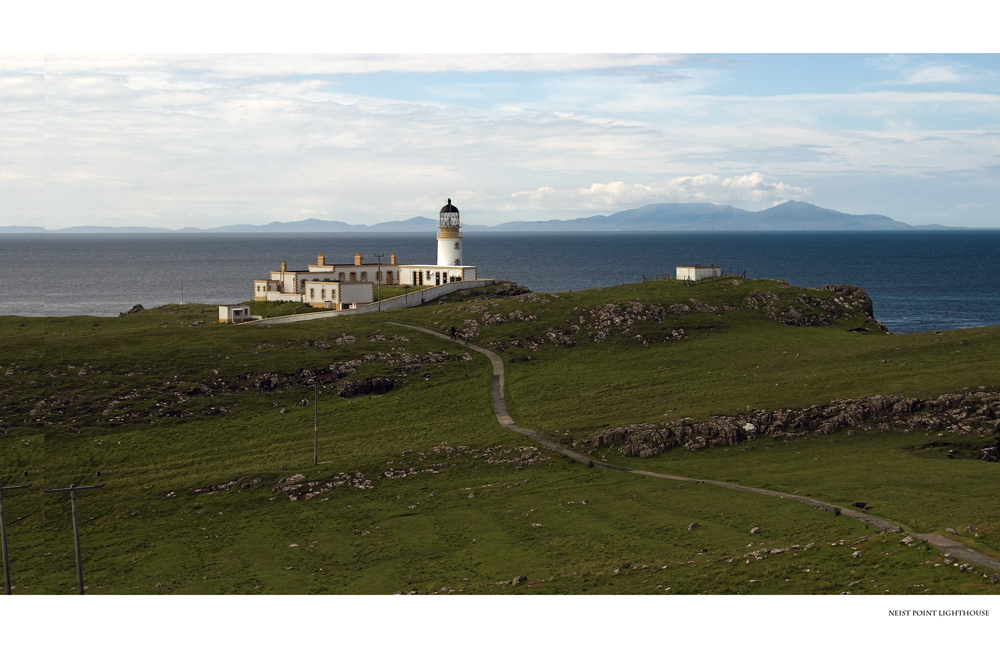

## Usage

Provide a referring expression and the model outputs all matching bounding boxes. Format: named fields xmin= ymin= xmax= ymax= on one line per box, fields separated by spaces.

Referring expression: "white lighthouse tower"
xmin=437 ymin=198 xmax=463 ymax=267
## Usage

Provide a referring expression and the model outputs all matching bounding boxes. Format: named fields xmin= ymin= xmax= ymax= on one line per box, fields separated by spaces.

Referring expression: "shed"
xmin=676 ymin=264 xmax=722 ymax=281
xmin=219 ymin=305 xmax=251 ymax=323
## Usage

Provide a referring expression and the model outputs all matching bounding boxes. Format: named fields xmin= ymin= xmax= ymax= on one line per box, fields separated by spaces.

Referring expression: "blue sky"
xmin=2 ymin=8 xmax=999 ymax=229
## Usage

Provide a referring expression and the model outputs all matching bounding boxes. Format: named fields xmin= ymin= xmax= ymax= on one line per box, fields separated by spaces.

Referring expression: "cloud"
xmin=511 ymin=174 xmax=810 ymax=211
xmin=872 ymin=55 xmax=1000 ymax=87
xmin=42 ymin=54 xmax=692 ymax=78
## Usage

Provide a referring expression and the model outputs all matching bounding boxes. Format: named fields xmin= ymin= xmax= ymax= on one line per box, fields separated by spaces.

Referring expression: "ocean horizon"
xmin=1 ymin=230 xmax=998 ymax=334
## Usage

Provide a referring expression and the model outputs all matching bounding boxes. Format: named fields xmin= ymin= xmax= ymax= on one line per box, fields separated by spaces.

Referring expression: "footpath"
xmin=389 ymin=321 xmax=1000 ymax=574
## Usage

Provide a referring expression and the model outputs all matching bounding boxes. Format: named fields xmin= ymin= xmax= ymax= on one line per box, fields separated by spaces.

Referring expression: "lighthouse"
xmin=437 ymin=198 xmax=463 ymax=267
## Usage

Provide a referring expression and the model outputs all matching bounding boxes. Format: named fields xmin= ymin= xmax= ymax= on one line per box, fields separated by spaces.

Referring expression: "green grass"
xmin=2 ymin=278 xmax=998 ymax=594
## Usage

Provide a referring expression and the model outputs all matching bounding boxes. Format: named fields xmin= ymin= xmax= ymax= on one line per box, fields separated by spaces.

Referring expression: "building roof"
xmin=440 ymin=198 xmax=460 ymax=214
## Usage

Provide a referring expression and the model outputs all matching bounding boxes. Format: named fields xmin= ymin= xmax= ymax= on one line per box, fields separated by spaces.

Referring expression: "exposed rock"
xmin=192 ymin=478 xmax=240 ymax=494
xmin=274 ymin=470 xmax=371 ymax=500
xmin=590 ymin=391 xmax=1000 ymax=459
xmin=118 ymin=304 xmax=144 ymax=317
xmin=687 ymin=522 xmax=700 ymax=531
xmin=494 ymin=283 xmax=532 ymax=297
xmin=852 ymin=501 xmax=868 ymax=510
xmin=338 ymin=376 xmax=395 ymax=398
xmin=750 ymin=527 xmax=761 ymax=535
xmin=980 ymin=438 xmax=1000 ymax=462
xmin=744 ymin=285 xmax=887 ymax=331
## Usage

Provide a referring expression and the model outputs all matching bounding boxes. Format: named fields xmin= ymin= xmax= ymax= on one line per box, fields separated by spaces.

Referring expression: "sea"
xmin=1 ymin=231 xmax=998 ymax=334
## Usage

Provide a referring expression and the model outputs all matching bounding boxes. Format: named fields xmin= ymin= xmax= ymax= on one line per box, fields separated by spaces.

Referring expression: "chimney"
xmin=281 ymin=260 xmax=287 ymax=272
xmin=390 ymin=252 xmax=397 ymax=265
xmin=318 ymin=253 xmax=326 ymax=266
xmin=354 ymin=252 xmax=363 ymax=266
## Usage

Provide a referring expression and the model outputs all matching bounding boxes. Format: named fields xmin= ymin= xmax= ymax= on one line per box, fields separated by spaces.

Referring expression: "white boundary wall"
xmin=243 ymin=279 xmax=496 ymax=325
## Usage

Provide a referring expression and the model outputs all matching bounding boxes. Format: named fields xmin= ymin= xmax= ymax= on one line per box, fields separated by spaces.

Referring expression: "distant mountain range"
xmin=1 ymin=201 xmax=967 ymax=233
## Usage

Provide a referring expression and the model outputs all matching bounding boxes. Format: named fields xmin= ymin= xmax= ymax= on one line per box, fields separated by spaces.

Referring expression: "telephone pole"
xmin=1 ymin=479 xmax=31 ymax=595
xmin=313 ymin=383 xmax=319 ymax=466
xmin=45 ymin=482 xmax=104 ymax=595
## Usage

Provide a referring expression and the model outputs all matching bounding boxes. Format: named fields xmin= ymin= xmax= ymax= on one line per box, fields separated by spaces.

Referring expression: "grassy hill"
xmin=1 ymin=278 xmax=998 ymax=594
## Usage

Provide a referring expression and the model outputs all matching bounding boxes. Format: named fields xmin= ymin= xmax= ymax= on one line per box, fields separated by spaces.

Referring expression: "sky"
xmin=2 ymin=7 xmax=999 ymax=229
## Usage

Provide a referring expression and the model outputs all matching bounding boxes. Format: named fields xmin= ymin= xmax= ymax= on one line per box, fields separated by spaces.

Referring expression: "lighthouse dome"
xmin=440 ymin=198 xmax=460 ymax=214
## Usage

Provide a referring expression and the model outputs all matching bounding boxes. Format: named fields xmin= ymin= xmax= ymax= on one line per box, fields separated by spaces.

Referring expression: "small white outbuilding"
xmin=676 ymin=264 xmax=722 ymax=281
xmin=219 ymin=305 xmax=251 ymax=323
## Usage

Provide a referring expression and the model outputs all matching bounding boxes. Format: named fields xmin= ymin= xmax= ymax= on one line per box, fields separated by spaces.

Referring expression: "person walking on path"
xmin=450 ymin=325 xmax=456 ymax=340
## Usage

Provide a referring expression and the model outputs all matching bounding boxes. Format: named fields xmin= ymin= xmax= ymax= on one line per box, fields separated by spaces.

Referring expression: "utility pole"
xmin=1 ymin=477 xmax=31 ymax=595
xmin=313 ymin=383 xmax=319 ymax=466
xmin=45 ymin=481 xmax=104 ymax=595
xmin=372 ymin=253 xmax=385 ymax=311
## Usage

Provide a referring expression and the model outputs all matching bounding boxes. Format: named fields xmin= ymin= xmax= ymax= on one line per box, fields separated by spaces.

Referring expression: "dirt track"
xmin=389 ymin=321 xmax=1000 ymax=574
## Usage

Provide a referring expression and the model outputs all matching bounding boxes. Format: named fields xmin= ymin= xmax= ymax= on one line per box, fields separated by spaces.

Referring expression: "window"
xmin=361 ymin=271 xmax=368 ymax=281
xmin=454 ymin=241 xmax=460 ymax=250
xmin=309 ymin=288 xmax=315 ymax=298
xmin=338 ymin=272 xmax=345 ymax=281
xmin=321 ymin=288 xmax=326 ymax=299
xmin=375 ymin=271 xmax=381 ymax=282
xmin=350 ymin=272 xmax=357 ymax=281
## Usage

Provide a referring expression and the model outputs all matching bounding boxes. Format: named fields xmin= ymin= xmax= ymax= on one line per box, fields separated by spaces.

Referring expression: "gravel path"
xmin=389 ymin=321 xmax=1000 ymax=574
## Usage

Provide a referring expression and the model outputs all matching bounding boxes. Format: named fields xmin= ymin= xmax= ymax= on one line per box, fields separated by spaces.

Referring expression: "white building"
xmin=219 ymin=305 xmax=252 ymax=323
xmin=676 ymin=264 xmax=722 ymax=281
xmin=253 ymin=199 xmax=478 ymax=307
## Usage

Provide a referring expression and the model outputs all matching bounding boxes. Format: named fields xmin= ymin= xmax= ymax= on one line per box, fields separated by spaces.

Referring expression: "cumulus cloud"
xmin=511 ymin=174 xmax=810 ymax=211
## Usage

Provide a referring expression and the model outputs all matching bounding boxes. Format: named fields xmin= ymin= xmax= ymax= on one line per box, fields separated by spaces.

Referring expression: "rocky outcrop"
xmin=745 ymin=285 xmax=886 ymax=331
xmin=118 ymin=304 xmax=144 ymax=317
xmin=338 ymin=376 xmax=395 ymax=398
xmin=494 ymin=283 xmax=532 ymax=297
xmin=274 ymin=470 xmax=372 ymax=500
xmin=591 ymin=391 xmax=1000 ymax=459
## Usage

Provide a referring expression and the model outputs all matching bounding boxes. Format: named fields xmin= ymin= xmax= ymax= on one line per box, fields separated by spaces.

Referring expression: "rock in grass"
xmin=338 ymin=376 xmax=395 ymax=398
xmin=688 ymin=522 xmax=700 ymax=531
